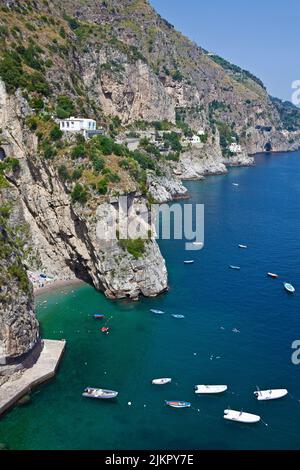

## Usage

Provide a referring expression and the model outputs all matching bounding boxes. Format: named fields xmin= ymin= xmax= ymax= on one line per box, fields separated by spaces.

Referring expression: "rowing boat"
xmin=165 ymin=401 xmax=191 ymax=408
xmin=267 ymin=272 xmax=278 ymax=278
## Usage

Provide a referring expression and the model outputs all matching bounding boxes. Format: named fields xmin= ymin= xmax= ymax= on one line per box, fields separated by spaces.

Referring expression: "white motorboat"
xmin=192 ymin=242 xmax=203 ymax=247
xmin=223 ymin=409 xmax=260 ymax=423
xmin=82 ymin=388 xmax=118 ymax=399
xmin=254 ymin=388 xmax=288 ymax=401
xmin=195 ymin=385 xmax=227 ymax=394
xmin=152 ymin=378 xmax=172 ymax=385
xmin=232 ymin=183 xmax=239 ymax=187
xmin=238 ymin=244 xmax=248 ymax=249
xmin=184 ymin=260 xmax=194 ymax=264
xmin=284 ymin=282 xmax=295 ymax=294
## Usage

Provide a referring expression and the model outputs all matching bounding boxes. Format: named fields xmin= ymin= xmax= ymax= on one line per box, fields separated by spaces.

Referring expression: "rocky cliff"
xmin=0 ymin=185 xmax=39 ymax=365
xmin=0 ymin=81 xmax=168 ymax=302
xmin=1 ymin=0 xmax=300 ymax=362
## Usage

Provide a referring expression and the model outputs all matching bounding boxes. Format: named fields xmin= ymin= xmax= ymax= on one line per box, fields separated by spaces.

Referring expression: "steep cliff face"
xmin=41 ymin=0 xmax=300 ymax=154
xmin=0 ymin=186 xmax=39 ymax=365
xmin=0 ymin=81 xmax=167 ymax=301
xmin=81 ymin=47 xmax=175 ymax=124
xmin=0 ymin=0 xmax=300 ymax=322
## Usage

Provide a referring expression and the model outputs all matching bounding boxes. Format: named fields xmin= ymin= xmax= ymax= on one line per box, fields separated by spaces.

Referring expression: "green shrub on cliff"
xmin=119 ymin=238 xmax=146 ymax=259
xmin=50 ymin=125 xmax=63 ymax=141
xmin=97 ymin=178 xmax=108 ymax=195
xmin=8 ymin=262 xmax=30 ymax=293
xmin=0 ymin=51 xmax=23 ymax=92
xmin=58 ymin=164 xmax=70 ymax=181
xmin=56 ymin=95 xmax=75 ymax=119
xmin=71 ymin=183 xmax=88 ymax=203
xmin=0 ymin=206 xmax=30 ymax=294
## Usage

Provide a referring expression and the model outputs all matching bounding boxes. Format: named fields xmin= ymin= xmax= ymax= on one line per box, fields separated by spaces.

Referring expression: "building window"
xmin=67 ymin=122 xmax=69 ymax=128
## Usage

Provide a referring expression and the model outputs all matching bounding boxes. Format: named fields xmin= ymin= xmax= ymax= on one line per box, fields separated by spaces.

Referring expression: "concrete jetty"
xmin=0 ymin=339 xmax=66 ymax=417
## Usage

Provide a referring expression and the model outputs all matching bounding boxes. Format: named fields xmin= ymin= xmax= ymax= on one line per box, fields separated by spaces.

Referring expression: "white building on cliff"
xmin=59 ymin=117 xmax=102 ymax=138
xmin=228 ymin=142 xmax=242 ymax=154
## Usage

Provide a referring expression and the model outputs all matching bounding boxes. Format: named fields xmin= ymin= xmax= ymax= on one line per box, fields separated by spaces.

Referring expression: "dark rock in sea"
xmin=17 ymin=394 xmax=31 ymax=406
xmin=0 ymin=443 xmax=9 ymax=451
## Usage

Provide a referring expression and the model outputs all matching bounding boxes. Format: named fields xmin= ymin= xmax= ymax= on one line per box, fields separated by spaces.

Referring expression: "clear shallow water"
xmin=1 ymin=151 xmax=300 ymax=449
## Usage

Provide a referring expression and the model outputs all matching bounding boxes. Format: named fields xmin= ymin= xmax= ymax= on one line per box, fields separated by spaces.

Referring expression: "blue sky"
xmin=150 ymin=0 xmax=300 ymax=101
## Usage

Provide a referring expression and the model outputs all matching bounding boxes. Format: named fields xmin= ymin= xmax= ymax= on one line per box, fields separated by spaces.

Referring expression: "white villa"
xmin=190 ymin=134 xmax=201 ymax=144
xmin=59 ymin=117 xmax=97 ymax=138
xmin=228 ymin=142 xmax=242 ymax=154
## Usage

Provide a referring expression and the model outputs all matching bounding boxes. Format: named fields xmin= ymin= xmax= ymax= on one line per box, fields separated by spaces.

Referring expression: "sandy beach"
xmin=34 ymin=278 xmax=85 ymax=297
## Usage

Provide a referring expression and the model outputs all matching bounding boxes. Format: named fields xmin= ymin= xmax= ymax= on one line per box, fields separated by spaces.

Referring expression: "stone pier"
xmin=0 ymin=339 xmax=66 ymax=417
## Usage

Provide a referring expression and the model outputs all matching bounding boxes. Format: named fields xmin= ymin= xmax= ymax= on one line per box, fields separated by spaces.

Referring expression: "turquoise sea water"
xmin=1 ymin=151 xmax=300 ymax=449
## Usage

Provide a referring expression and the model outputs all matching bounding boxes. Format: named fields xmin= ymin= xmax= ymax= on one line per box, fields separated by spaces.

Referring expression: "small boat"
xmin=232 ymin=183 xmax=239 ymax=187
xmin=192 ymin=242 xmax=203 ymax=247
xmin=238 ymin=244 xmax=248 ymax=249
xmin=284 ymin=282 xmax=295 ymax=294
xmin=152 ymin=378 xmax=172 ymax=385
xmin=229 ymin=265 xmax=240 ymax=270
xmin=94 ymin=314 xmax=105 ymax=319
xmin=82 ymin=387 xmax=118 ymax=399
xmin=223 ymin=409 xmax=260 ymax=424
xmin=150 ymin=309 xmax=165 ymax=315
xmin=267 ymin=272 xmax=279 ymax=279
xmin=232 ymin=328 xmax=240 ymax=334
xmin=195 ymin=385 xmax=227 ymax=394
xmin=184 ymin=260 xmax=194 ymax=264
xmin=101 ymin=327 xmax=109 ymax=333
xmin=165 ymin=401 xmax=191 ymax=408
xmin=254 ymin=388 xmax=288 ymax=401
xmin=171 ymin=314 xmax=185 ymax=319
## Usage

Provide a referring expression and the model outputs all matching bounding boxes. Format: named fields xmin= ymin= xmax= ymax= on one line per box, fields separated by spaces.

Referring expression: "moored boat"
xmin=267 ymin=272 xmax=279 ymax=278
xmin=82 ymin=388 xmax=118 ymax=399
xmin=171 ymin=314 xmax=185 ymax=319
xmin=152 ymin=378 xmax=172 ymax=385
xmin=101 ymin=326 xmax=110 ymax=333
xmin=254 ymin=388 xmax=288 ymax=401
xmin=195 ymin=385 xmax=227 ymax=394
xmin=184 ymin=260 xmax=194 ymax=264
xmin=192 ymin=242 xmax=203 ymax=247
xmin=238 ymin=244 xmax=248 ymax=249
xmin=223 ymin=409 xmax=260 ymax=423
xmin=94 ymin=314 xmax=105 ymax=319
xmin=165 ymin=401 xmax=191 ymax=408
xmin=229 ymin=265 xmax=240 ymax=270
xmin=150 ymin=309 xmax=165 ymax=315
xmin=284 ymin=282 xmax=295 ymax=294
xmin=232 ymin=183 xmax=239 ymax=187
